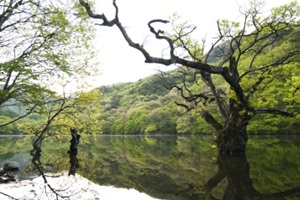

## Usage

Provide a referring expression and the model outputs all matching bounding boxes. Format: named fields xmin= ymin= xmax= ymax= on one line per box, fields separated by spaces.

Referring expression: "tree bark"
xmin=214 ymin=114 xmax=249 ymax=154
xmin=202 ymin=96 xmax=249 ymax=154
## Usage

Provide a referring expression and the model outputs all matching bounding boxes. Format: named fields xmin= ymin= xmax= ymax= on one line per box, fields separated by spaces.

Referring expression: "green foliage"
xmin=0 ymin=115 xmax=18 ymax=134
xmin=53 ymin=90 xmax=103 ymax=135
xmin=98 ymin=75 xmax=183 ymax=135
xmin=17 ymin=89 xmax=103 ymax=136
xmin=0 ymin=0 xmax=98 ymax=129
xmin=0 ymin=108 xmax=18 ymax=118
xmin=176 ymin=112 xmax=213 ymax=134
xmin=145 ymin=124 xmax=157 ymax=134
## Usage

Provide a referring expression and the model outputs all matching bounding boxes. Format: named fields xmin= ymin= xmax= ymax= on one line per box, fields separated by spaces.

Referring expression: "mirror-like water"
xmin=0 ymin=135 xmax=299 ymax=200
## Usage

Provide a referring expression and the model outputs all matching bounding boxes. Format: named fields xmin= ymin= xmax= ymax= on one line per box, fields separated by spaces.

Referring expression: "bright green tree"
xmin=18 ymin=89 xmax=102 ymax=150
xmin=0 ymin=0 xmax=98 ymax=129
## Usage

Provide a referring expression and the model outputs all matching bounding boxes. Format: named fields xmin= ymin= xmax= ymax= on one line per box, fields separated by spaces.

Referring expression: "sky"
xmin=88 ymin=0 xmax=296 ymax=87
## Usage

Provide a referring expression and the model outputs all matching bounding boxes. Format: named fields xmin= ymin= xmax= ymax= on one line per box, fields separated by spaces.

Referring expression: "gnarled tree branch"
xmin=79 ymin=0 xmax=250 ymax=111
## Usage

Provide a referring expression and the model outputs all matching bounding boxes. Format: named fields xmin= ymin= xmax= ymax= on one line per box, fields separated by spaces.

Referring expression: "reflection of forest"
xmin=0 ymin=135 xmax=299 ymax=199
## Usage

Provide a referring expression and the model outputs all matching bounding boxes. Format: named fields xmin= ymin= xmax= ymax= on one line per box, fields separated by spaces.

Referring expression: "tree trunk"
xmin=215 ymin=116 xmax=249 ymax=154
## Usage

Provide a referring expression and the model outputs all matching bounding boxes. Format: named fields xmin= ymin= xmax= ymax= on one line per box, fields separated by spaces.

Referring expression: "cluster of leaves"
xmin=0 ymin=90 xmax=102 ymax=138
xmin=16 ymin=89 xmax=102 ymax=136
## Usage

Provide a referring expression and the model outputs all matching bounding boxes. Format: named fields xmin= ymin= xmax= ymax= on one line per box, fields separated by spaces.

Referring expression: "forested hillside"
xmin=98 ymin=67 xmax=300 ymax=135
xmin=98 ymin=74 xmax=187 ymax=135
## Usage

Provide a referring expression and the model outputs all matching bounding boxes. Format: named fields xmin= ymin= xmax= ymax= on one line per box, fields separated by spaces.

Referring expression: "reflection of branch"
xmin=28 ymin=127 xmax=82 ymax=198
xmin=31 ymin=147 xmax=71 ymax=199
xmin=68 ymin=128 xmax=80 ymax=175
xmin=68 ymin=152 xmax=79 ymax=176
xmin=28 ymin=97 xmax=80 ymax=197
xmin=0 ymin=192 xmax=18 ymax=200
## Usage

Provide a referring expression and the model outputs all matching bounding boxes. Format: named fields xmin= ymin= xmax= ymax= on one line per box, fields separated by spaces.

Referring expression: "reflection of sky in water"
xmin=97 ymin=185 xmax=160 ymax=200
xmin=0 ymin=172 xmax=160 ymax=200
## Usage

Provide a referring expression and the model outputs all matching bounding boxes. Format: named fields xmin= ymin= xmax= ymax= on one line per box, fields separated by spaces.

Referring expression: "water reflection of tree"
xmin=204 ymin=154 xmax=300 ymax=200
xmin=25 ymin=128 xmax=82 ymax=199
xmin=68 ymin=151 xmax=79 ymax=176
xmin=68 ymin=128 xmax=81 ymax=176
xmin=30 ymin=145 xmax=71 ymax=199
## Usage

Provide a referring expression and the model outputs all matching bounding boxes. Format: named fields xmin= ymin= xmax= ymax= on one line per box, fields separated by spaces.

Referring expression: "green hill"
xmin=98 ymin=74 xmax=190 ymax=135
xmin=97 ymin=65 xmax=299 ymax=135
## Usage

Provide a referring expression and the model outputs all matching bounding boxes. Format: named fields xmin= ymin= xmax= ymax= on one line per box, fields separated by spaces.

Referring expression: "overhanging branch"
xmin=79 ymin=0 xmax=250 ymax=110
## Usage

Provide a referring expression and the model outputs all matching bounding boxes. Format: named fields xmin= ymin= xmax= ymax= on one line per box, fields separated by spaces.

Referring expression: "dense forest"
xmin=98 ymin=68 xmax=300 ymax=135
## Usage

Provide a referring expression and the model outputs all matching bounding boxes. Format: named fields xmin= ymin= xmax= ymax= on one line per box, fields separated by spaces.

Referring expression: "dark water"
xmin=0 ymin=135 xmax=299 ymax=199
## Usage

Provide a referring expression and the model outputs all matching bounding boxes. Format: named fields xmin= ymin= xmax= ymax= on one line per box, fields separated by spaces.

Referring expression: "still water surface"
xmin=0 ymin=135 xmax=299 ymax=199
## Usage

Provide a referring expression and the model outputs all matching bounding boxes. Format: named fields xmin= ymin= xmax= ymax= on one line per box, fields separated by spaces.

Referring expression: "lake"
xmin=0 ymin=135 xmax=299 ymax=199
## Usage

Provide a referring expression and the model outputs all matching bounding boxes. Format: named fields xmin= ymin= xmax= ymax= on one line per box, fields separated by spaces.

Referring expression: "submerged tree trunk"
xmin=215 ymin=119 xmax=249 ymax=154
xmin=203 ymin=101 xmax=250 ymax=154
